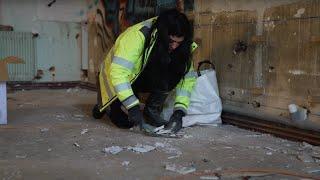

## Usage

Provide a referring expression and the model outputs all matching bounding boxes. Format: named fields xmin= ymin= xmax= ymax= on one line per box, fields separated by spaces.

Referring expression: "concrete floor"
xmin=1 ymin=89 xmax=320 ymax=180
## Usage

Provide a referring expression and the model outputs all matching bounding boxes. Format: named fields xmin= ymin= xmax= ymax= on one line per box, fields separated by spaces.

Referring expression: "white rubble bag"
xmin=161 ymin=61 xmax=222 ymax=127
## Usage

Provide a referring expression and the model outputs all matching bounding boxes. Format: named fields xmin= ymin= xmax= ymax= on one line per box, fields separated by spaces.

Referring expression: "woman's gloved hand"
xmin=128 ymin=105 xmax=156 ymax=133
xmin=164 ymin=110 xmax=185 ymax=133
xmin=128 ymin=105 xmax=143 ymax=125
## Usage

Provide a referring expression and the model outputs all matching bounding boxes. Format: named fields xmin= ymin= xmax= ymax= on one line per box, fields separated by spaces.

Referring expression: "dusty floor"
xmin=0 ymin=88 xmax=320 ymax=180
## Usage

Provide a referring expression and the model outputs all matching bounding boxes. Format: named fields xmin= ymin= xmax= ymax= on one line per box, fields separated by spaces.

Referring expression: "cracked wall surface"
xmin=193 ymin=0 xmax=320 ymax=131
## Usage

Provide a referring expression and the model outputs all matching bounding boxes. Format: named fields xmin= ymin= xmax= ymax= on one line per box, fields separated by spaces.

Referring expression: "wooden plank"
xmin=263 ymin=1 xmax=320 ymax=116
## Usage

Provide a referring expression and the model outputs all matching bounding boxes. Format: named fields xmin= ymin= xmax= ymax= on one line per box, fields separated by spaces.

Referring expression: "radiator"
xmin=0 ymin=32 xmax=36 ymax=81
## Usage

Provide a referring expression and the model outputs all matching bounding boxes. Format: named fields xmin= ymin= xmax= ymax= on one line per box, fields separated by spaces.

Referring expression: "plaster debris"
xmin=155 ymin=129 xmax=171 ymax=135
xmin=154 ymin=125 xmax=165 ymax=132
xmin=312 ymin=154 xmax=320 ymax=160
xmin=264 ymin=147 xmax=277 ymax=152
xmin=168 ymin=155 xmax=180 ymax=159
xmin=103 ymin=146 xmax=123 ymax=155
xmin=121 ymin=161 xmax=130 ymax=166
xmin=200 ymin=176 xmax=219 ymax=180
xmin=248 ymin=146 xmax=261 ymax=150
xmin=154 ymin=142 xmax=165 ymax=148
xmin=56 ymin=114 xmax=65 ymax=120
xmin=16 ymin=155 xmax=27 ymax=159
xmin=160 ymin=145 xmax=182 ymax=157
xmin=266 ymin=152 xmax=273 ymax=155
xmin=308 ymin=169 xmax=320 ymax=174
xmin=81 ymin=129 xmax=89 ymax=135
xmin=294 ymin=8 xmax=305 ymax=18
xmin=73 ymin=114 xmax=84 ymax=118
xmin=40 ymin=128 xmax=49 ymax=133
xmin=47 ymin=148 xmax=52 ymax=152
xmin=127 ymin=144 xmax=156 ymax=153
xmin=297 ymin=153 xmax=314 ymax=163
xmin=285 ymin=143 xmax=292 ymax=147
xmin=281 ymin=150 xmax=288 ymax=154
xmin=302 ymin=142 xmax=313 ymax=149
xmin=183 ymin=134 xmax=193 ymax=138
xmin=153 ymin=125 xmax=183 ymax=136
xmin=73 ymin=142 xmax=80 ymax=148
xmin=67 ymin=88 xmax=72 ymax=93
xmin=223 ymin=147 xmax=233 ymax=149
xmin=245 ymin=134 xmax=263 ymax=138
xmin=165 ymin=163 xmax=196 ymax=175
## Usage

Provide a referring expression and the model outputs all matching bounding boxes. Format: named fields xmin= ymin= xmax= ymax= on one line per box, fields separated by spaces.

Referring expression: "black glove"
xmin=164 ymin=110 xmax=185 ymax=133
xmin=128 ymin=105 xmax=156 ymax=133
xmin=128 ymin=105 xmax=143 ymax=125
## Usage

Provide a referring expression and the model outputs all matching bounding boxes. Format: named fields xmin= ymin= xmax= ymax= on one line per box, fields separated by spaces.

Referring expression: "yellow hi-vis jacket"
xmin=99 ymin=17 xmax=198 ymax=114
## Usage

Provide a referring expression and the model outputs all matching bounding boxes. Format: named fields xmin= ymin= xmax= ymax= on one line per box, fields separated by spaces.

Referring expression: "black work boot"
xmin=143 ymin=92 xmax=169 ymax=127
xmin=92 ymin=104 xmax=106 ymax=119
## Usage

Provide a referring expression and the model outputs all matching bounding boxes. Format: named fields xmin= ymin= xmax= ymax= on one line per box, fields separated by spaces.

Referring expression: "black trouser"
xmin=109 ymin=98 xmax=134 ymax=128
xmin=109 ymin=74 xmax=171 ymax=129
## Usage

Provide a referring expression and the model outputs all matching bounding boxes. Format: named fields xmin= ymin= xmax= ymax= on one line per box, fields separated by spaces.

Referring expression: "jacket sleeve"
xmin=110 ymin=29 xmax=145 ymax=109
xmin=174 ymin=42 xmax=198 ymax=114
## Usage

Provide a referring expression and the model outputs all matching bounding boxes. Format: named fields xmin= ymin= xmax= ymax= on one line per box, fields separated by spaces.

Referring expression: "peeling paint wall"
xmin=193 ymin=0 xmax=320 ymax=131
xmin=0 ymin=0 xmax=84 ymax=82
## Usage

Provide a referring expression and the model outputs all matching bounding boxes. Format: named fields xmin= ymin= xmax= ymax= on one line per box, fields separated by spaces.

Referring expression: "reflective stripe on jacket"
xmin=99 ymin=17 xmax=198 ymax=113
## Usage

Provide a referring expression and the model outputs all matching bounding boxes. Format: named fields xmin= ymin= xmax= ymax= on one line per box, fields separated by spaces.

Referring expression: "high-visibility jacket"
xmin=99 ymin=17 xmax=198 ymax=113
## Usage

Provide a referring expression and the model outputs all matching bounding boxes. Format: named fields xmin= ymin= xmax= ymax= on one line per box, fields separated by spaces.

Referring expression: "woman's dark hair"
xmin=141 ymin=9 xmax=193 ymax=90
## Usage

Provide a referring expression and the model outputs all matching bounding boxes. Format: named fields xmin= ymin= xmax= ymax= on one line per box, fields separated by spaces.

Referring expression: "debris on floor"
xmin=183 ymin=134 xmax=193 ymax=138
xmin=297 ymin=153 xmax=314 ymax=163
xmin=80 ymin=128 xmax=89 ymax=135
xmin=153 ymin=142 xmax=182 ymax=159
xmin=307 ymin=168 xmax=320 ymax=174
xmin=127 ymin=144 xmax=156 ymax=153
xmin=121 ymin=161 xmax=130 ymax=166
xmin=15 ymin=155 xmax=27 ymax=159
xmin=154 ymin=142 xmax=165 ymax=148
xmin=40 ymin=128 xmax=49 ymax=133
xmin=73 ymin=142 xmax=80 ymax=148
xmin=4 ymin=89 xmax=320 ymax=179
xmin=199 ymin=176 xmax=219 ymax=180
xmin=73 ymin=114 xmax=84 ymax=118
xmin=266 ymin=152 xmax=273 ymax=155
xmin=264 ymin=147 xmax=277 ymax=152
xmin=103 ymin=146 xmax=123 ymax=155
xmin=165 ymin=163 xmax=196 ymax=175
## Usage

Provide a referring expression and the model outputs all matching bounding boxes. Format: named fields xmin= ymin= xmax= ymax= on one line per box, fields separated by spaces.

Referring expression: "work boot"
xmin=92 ymin=104 xmax=105 ymax=119
xmin=143 ymin=92 xmax=169 ymax=127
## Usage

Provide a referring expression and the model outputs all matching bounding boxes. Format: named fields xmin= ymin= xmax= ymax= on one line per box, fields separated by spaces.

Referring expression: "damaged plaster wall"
xmin=193 ymin=0 xmax=320 ymax=131
xmin=0 ymin=0 xmax=86 ymax=82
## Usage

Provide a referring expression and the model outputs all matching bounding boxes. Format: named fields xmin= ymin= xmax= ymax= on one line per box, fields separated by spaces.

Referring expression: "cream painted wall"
xmin=0 ymin=0 xmax=90 ymax=82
